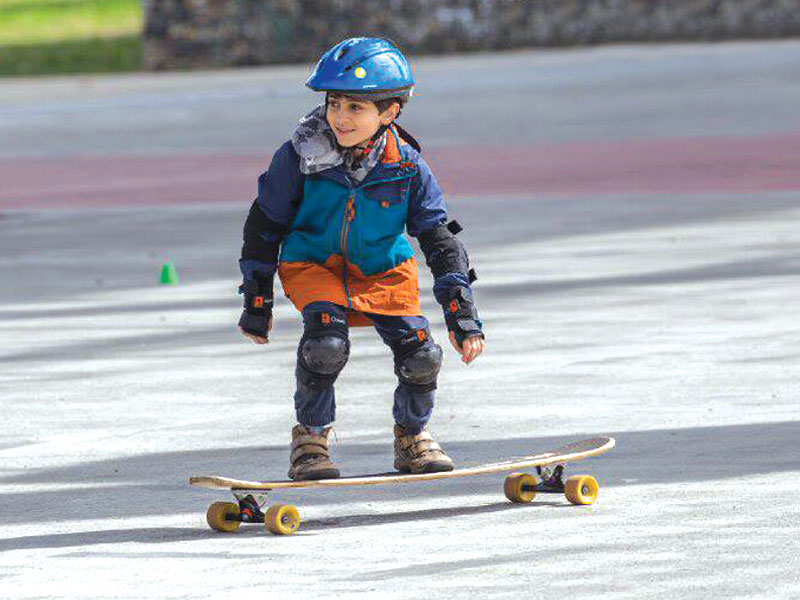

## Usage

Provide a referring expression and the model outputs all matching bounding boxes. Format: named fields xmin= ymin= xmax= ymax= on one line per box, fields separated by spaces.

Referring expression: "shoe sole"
xmin=289 ymin=468 xmax=341 ymax=481
xmin=396 ymin=461 xmax=455 ymax=475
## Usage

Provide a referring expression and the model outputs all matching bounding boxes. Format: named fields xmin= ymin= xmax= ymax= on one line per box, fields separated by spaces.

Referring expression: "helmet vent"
xmin=335 ymin=47 xmax=349 ymax=60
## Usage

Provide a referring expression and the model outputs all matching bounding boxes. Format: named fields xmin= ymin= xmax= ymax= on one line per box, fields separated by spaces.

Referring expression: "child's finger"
xmin=468 ymin=339 xmax=480 ymax=362
xmin=462 ymin=336 xmax=484 ymax=363
xmin=448 ymin=331 xmax=461 ymax=353
xmin=460 ymin=339 xmax=473 ymax=363
xmin=471 ymin=339 xmax=484 ymax=362
xmin=240 ymin=327 xmax=269 ymax=344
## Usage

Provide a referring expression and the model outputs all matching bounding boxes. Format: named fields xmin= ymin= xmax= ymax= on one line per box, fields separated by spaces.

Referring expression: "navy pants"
xmin=295 ymin=301 xmax=435 ymax=435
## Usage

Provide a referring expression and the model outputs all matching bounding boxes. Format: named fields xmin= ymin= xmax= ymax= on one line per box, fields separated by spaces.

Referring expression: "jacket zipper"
xmin=338 ymin=171 xmax=413 ymax=306
xmin=339 ymin=192 xmax=356 ymax=308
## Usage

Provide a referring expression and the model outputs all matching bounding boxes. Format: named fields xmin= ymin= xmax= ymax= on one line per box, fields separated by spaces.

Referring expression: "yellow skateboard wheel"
xmin=503 ymin=472 xmax=537 ymax=503
xmin=264 ymin=503 xmax=301 ymax=535
xmin=206 ymin=502 xmax=241 ymax=532
xmin=564 ymin=475 xmax=599 ymax=505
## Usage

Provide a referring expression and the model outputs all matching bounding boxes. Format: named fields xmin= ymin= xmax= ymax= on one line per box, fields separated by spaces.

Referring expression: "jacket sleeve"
xmin=239 ymin=141 xmax=303 ymax=284
xmin=406 ymin=156 xmax=476 ymax=307
xmin=406 ymin=155 xmax=447 ymax=239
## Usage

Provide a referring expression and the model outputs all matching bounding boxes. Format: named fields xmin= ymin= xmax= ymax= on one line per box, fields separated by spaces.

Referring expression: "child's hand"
xmin=449 ymin=331 xmax=485 ymax=364
xmin=240 ymin=316 xmax=273 ymax=345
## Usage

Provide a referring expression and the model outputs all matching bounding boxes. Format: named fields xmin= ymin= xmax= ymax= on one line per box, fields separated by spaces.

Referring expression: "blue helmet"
xmin=306 ymin=37 xmax=414 ymax=103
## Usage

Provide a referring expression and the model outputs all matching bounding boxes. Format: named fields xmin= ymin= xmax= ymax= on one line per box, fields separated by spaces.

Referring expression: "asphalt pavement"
xmin=1 ymin=40 xmax=799 ymax=599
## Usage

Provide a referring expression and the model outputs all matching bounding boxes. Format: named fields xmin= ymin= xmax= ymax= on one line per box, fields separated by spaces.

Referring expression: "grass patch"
xmin=0 ymin=34 xmax=142 ymax=75
xmin=0 ymin=0 xmax=143 ymax=75
xmin=0 ymin=0 xmax=142 ymax=44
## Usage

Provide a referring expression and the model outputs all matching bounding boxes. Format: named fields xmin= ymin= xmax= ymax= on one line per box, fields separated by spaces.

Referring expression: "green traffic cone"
xmin=159 ymin=262 xmax=179 ymax=285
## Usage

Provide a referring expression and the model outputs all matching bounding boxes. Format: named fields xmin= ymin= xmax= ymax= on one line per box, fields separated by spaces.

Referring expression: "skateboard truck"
xmin=233 ymin=493 xmax=268 ymax=523
xmin=532 ymin=464 xmax=566 ymax=493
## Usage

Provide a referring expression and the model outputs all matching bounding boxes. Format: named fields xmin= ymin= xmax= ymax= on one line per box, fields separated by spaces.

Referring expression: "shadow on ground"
xmin=0 ymin=419 xmax=797 ymax=552
xmin=0 ymin=502 xmax=573 ymax=553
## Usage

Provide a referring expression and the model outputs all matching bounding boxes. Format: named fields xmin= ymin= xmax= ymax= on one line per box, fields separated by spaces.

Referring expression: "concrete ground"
xmin=1 ymin=40 xmax=799 ymax=598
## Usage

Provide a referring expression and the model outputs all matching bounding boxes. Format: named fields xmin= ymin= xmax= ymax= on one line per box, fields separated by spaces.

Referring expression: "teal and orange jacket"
xmin=240 ymin=124 xmax=469 ymax=326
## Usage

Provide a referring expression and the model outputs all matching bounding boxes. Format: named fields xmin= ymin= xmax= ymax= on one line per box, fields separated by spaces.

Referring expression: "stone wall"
xmin=143 ymin=0 xmax=800 ymax=70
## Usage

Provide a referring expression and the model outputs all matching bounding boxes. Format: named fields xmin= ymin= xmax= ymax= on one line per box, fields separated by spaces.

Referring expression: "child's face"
xmin=326 ymin=95 xmax=398 ymax=148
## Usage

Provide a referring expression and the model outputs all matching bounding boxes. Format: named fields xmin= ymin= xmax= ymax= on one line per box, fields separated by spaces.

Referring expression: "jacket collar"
xmin=314 ymin=124 xmax=414 ymax=188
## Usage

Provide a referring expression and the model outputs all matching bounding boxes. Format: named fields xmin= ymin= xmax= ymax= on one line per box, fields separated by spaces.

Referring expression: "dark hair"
xmin=375 ymin=97 xmax=404 ymax=115
xmin=327 ymin=93 xmax=404 ymax=118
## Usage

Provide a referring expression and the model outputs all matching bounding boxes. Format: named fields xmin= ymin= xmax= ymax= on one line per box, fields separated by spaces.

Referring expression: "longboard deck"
xmin=190 ymin=436 xmax=615 ymax=491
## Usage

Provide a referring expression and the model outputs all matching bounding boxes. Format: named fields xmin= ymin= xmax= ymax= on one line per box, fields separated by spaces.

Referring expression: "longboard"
xmin=190 ymin=436 xmax=615 ymax=535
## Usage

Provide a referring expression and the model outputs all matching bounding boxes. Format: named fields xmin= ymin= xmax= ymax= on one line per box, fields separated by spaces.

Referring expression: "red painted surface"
xmin=2 ymin=133 xmax=799 ymax=209
xmin=432 ymin=133 xmax=800 ymax=196
xmin=0 ymin=155 xmax=267 ymax=209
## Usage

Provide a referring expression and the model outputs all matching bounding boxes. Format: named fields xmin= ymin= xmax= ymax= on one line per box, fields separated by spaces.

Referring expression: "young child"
xmin=237 ymin=37 xmax=485 ymax=481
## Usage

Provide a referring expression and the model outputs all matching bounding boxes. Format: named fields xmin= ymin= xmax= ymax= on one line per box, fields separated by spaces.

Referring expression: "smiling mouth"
xmin=336 ymin=127 xmax=354 ymax=134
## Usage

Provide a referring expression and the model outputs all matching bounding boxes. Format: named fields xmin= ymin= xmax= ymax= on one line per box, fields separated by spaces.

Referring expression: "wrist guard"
xmin=238 ymin=274 xmax=274 ymax=337
xmin=444 ymin=286 xmax=484 ymax=346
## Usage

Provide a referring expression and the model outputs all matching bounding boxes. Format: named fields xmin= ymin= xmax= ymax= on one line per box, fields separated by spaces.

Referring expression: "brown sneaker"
xmin=287 ymin=425 xmax=340 ymax=481
xmin=393 ymin=425 xmax=455 ymax=474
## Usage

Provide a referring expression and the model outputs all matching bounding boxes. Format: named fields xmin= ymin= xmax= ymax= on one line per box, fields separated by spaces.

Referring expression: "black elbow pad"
xmin=418 ymin=221 xmax=477 ymax=282
xmin=241 ymin=200 xmax=286 ymax=262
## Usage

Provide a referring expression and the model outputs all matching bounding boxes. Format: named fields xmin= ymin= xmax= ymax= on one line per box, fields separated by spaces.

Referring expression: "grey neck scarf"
xmin=291 ymin=104 xmax=388 ymax=184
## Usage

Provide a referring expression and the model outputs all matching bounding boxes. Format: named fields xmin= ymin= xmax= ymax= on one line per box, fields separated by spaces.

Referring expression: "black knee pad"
xmin=296 ymin=309 xmax=350 ymax=391
xmin=393 ymin=328 xmax=443 ymax=393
